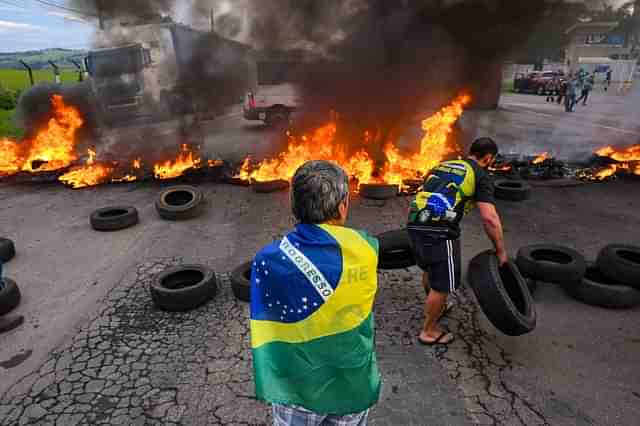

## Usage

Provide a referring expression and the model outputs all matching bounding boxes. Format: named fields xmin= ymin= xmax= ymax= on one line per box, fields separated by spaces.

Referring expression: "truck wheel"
xmin=565 ymin=262 xmax=640 ymax=309
xmin=90 ymin=206 xmax=139 ymax=231
xmin=596 ymin=244 xmax=640 ymax=289
xmin=231 ymin=261 xmax=252 ymax=303
xmin=516 ymin=244 xmax=586 ymax=284
xmin=494 ymin=180 xmax=531 ymax=201
xmin=360 ymin=183 xmax=399 ymax=200
xmin=265 ymin=107 xmax=290 ymax=128
xmin=376 ymin=229 xmax=416 ymax=270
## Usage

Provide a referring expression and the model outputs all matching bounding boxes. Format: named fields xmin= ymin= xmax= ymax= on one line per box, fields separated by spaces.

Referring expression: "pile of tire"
xmin=494 ymin=179 xmax=531 ymax=202
xmin=468 ymin=251 xmax=536 ymax=336
xmin=516 ymin=243 xmax=640 ymax=310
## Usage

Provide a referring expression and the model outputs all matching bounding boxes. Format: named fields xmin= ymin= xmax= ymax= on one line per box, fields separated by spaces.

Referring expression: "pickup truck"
xmin=243 ymin=83 xmax=301 ymax=127
xmin=513 ymin=71 xmax=564 ymax=95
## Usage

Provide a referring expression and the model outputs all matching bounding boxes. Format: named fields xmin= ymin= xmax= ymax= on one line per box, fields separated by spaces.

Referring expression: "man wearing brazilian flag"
xmin=408 ymin=137 xmax=507 ymax=346
xmin=250 ymin=161 xmax=380 ymax=425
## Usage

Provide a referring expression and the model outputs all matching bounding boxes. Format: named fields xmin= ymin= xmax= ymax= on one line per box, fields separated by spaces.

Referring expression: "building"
xmin=564 ymin=22 xmax=632 ymax=73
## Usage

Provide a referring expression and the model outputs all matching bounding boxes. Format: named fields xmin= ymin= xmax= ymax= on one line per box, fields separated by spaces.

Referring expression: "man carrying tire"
xmin=250 ymin=161 xmax=380 ymax=425
xmin=408 ymin=137 xmax=507 ymax=346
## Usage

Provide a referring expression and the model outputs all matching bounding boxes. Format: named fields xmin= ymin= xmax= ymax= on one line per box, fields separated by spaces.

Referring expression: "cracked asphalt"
xmin=1 ymin=88 xmax=640 ymax=425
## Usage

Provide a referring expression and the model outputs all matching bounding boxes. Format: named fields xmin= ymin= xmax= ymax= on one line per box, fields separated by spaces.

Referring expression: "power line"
xmin=32 ymin=0 xmax=97 ymax=17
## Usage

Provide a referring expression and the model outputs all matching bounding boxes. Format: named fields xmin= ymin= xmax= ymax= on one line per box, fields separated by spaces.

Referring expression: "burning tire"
xmin=252 ymin=180 xmax=290 ymax=194
xmin=377 ymin=229 xmax=416 ymax=270
xmin=494 ymin=180 xmax=531 ymax=201
xmin=596 ymin=245 xmax=640 ymax=290
xmin=360 ymin=183 xmax=399 ymax=200
xmin=0 ymin=278 xmax=21 ymax=316
xmin=564 ymin=262 xmax=640 ymax=309
xmin=0 ymin=238 xmax=16 ymax=263
xmin=516 ymin=244 xmax=586 ymax=284
xmin=231 ymin=261 xmax=252 ymax=303
xmin=468 ymin=251 xmax=536 ymax=336
xmin=156 ymin=186 xmax=205 ymax=221
xmin=150 ymin=265 xmax=217 ymax=312
xmin=90 ymin=206 xmax=139 ymax=232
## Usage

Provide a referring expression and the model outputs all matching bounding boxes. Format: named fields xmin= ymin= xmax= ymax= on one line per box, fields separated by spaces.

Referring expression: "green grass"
xmin=0 ymin=109 xmax=23 ymax=139
xmin=0 ymin=69 xmax=80 ymax=92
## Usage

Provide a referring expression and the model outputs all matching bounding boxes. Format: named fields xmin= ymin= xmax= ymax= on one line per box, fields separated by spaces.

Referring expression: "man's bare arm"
xmin=477 ymin=202 xmax=507 ymax=265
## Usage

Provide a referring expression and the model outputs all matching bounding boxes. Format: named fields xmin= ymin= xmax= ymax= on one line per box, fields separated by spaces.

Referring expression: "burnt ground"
xmin=0 ymin=178 xmax=639 ymax=425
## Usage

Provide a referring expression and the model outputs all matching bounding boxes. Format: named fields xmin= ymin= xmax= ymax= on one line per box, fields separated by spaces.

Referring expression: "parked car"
xmin=513 ymin=71 xmax=565 ymax=95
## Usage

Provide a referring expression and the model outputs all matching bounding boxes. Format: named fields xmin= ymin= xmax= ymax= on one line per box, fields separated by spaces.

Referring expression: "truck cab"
xmin=85 ymin=44 xmax=152 ymax=124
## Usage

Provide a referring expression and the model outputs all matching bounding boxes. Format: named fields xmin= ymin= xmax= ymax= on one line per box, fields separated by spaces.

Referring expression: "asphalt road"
xmin=0 ymin=84 xmax=639 ymax=425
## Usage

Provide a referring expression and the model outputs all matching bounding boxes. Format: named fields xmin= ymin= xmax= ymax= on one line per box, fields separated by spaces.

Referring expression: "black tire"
xmin=252 ymin=180 xmax=290 ymax=193
xmin=596 ymin=244 xmax=640 ymax=290
xmin=494 ymin=180 xmax=531 ymax=202
xmin=516 ymin=244 xmax=586 ymax=284
xmin=150 ymin=265 xmax=217 ymax=312
xmin=0 ymin=238 xmax=16 ymax=263
xmin=565 ymin=262 xmax=640 ymax=309
xmin=377 ymin=229 xmax=416 ymax=270
xmin=231 ymin=261 xmax=252 ymax=302
xmin=468 ymin=251 xmax=536 ymax=336
xmin=0 ymin=278 xmax=21 ymax=316
xmin=156 ymin=186 xmax=205 ymax=221
xmin=360 ymin=184 xmax=399 ymax=200
xmin=90 ymin=206 xmax=139 ymax=231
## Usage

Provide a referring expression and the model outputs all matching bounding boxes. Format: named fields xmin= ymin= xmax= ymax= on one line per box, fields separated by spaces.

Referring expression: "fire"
xmin=153 ymin=144 xmax=202 ymax=180
xmin=532 ymin=152 xmax=550 ymax=165
xmin=59 ymin=149 xmax=114 ymax=189
xmin=596 ymin=144 xmax=640 ymax=162
xmin=239 ymin=94 xmax=471 ymax=187
xmin=0 ymin=95 xmax=83 ymax=175
xmin=594 ymin=164 xmax=618 ymax=180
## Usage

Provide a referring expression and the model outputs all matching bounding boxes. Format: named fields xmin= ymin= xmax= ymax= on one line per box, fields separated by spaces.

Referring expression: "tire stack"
xmin=516 ymin=243 xmax=640 ymax=310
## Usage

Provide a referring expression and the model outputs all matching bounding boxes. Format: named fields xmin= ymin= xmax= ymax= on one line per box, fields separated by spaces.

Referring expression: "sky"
xmin=0 ymin=0 xmax=94 ymax=52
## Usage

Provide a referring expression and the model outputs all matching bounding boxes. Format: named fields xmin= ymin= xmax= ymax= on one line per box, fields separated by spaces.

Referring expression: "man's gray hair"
xmin=291 ymin=160 xmax=349 ymax=224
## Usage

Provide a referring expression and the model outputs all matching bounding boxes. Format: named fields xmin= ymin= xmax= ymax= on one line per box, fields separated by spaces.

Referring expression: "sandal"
xmin=418 ymin=331 xmax=455 ymax=346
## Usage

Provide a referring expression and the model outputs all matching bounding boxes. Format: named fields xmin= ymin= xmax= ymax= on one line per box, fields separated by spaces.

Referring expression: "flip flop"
xmin=0 ymin=314 xmax=24 ymax=334
xmin=418 ymin=331 xmax=455 ymax=346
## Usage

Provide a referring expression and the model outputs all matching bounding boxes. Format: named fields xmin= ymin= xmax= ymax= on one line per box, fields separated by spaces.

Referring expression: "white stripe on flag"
xmin=279 ymin=237 xmax=334 ymax=301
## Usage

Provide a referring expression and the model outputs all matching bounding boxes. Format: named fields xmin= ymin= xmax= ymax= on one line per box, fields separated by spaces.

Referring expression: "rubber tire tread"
xmin=90 ymin=206 xmax=139 ymax=231
xmin=252 ymin=180 xmax=290 ymax=194
xmin=156 ymin=186 xmax=205 ymax=221
xmin=494 ymin=180 xmax=531 ymax=202
xmin=377 ymin=229 xmax=416 ymax=270
xmin=0 ymin=238 xmax=16 ymax=263
xmin=0 ymin=278 xmax=21 ymax=316
xmin=360 ymin=184 xmax=399 ymax=200
xmin=565 ymin=262 xmax=640 ymax=309
xmin=596 ymin=244 xmax=640 ymax=289
xmin=150 ymin=265 xmax=217 ymax=312
xmin=231 ymin=261 xmax=252 ymax=303
xmin=468 ymin=251 xmax=536 ymax=336
xmin=516 ymin=244 xmax=586 ymax=284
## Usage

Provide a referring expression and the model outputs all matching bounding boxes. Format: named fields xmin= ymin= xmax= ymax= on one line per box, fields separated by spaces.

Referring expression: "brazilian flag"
xmin=250 ymin=224 xmax=381 ymax=415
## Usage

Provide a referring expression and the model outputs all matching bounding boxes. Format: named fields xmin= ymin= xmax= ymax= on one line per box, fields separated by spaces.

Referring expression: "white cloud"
xmin=47 ymin=11 xmax=89 ymax=24
xmin=0 ymin=20 xmax=42 ymax=31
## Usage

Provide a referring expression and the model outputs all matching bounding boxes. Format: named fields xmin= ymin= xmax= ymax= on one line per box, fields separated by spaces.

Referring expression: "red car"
xmin=513 ymin=71 xmax=565 ymax=95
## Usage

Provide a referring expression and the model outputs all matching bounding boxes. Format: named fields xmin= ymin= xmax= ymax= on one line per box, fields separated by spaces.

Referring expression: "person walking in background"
xmin=577 ymin=74 xmax=595 ymax=106
xmin=546 ymin=77 xmax=559 ymax=102
xmin=565 ymin=76 xmax=578 ymax=112
xmin=605 ymin=69 xmax=612 ymax=91
xmin=250 ymin=160 xmax=381 ymax=426
xmin=557 ymin=78 xmax=567 ymax=105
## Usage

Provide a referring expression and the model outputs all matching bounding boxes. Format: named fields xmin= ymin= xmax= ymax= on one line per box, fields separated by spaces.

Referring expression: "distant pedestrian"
xmin=565 ymin=77 xmax=578 ymax=112
xmin=577 ymin=75 xmax=594 ymax=106
xmin=250 ymin=161 xmax=381 ymax=426
xmin=557 ymin=79 xmax=567 ymax=105
xmin=546 ymin=77 xmax=559 ymax=102
xmin=605 ymin=69 xmax=612 ymax=91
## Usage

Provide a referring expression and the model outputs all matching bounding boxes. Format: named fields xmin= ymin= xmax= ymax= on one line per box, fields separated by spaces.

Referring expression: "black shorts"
xmin=408 ymin=230 xmax=461 ymax=294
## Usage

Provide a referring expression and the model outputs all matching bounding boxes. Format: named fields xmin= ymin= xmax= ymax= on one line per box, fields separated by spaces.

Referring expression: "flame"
xmin=0 ymin=95 xmax=83 ymax=175
xmin=532 ymin=152 xmax=550 ymax=165
xmin=153 ymin=144 xmax=202 ymax=180
xmin=594 ymin=164 xmax=618 ymax=180
xmin=489 ymin=163 xmax=513 ymax=173
xmin=239 ymin=94 xmax=471 ymax=187
xmin=133 ymin=158 xmax=142 ymax=169
xmin=596 ymin=144 xmax=640 ymax=162
xmin=59 ymin=149 xmax=114 ymax=189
